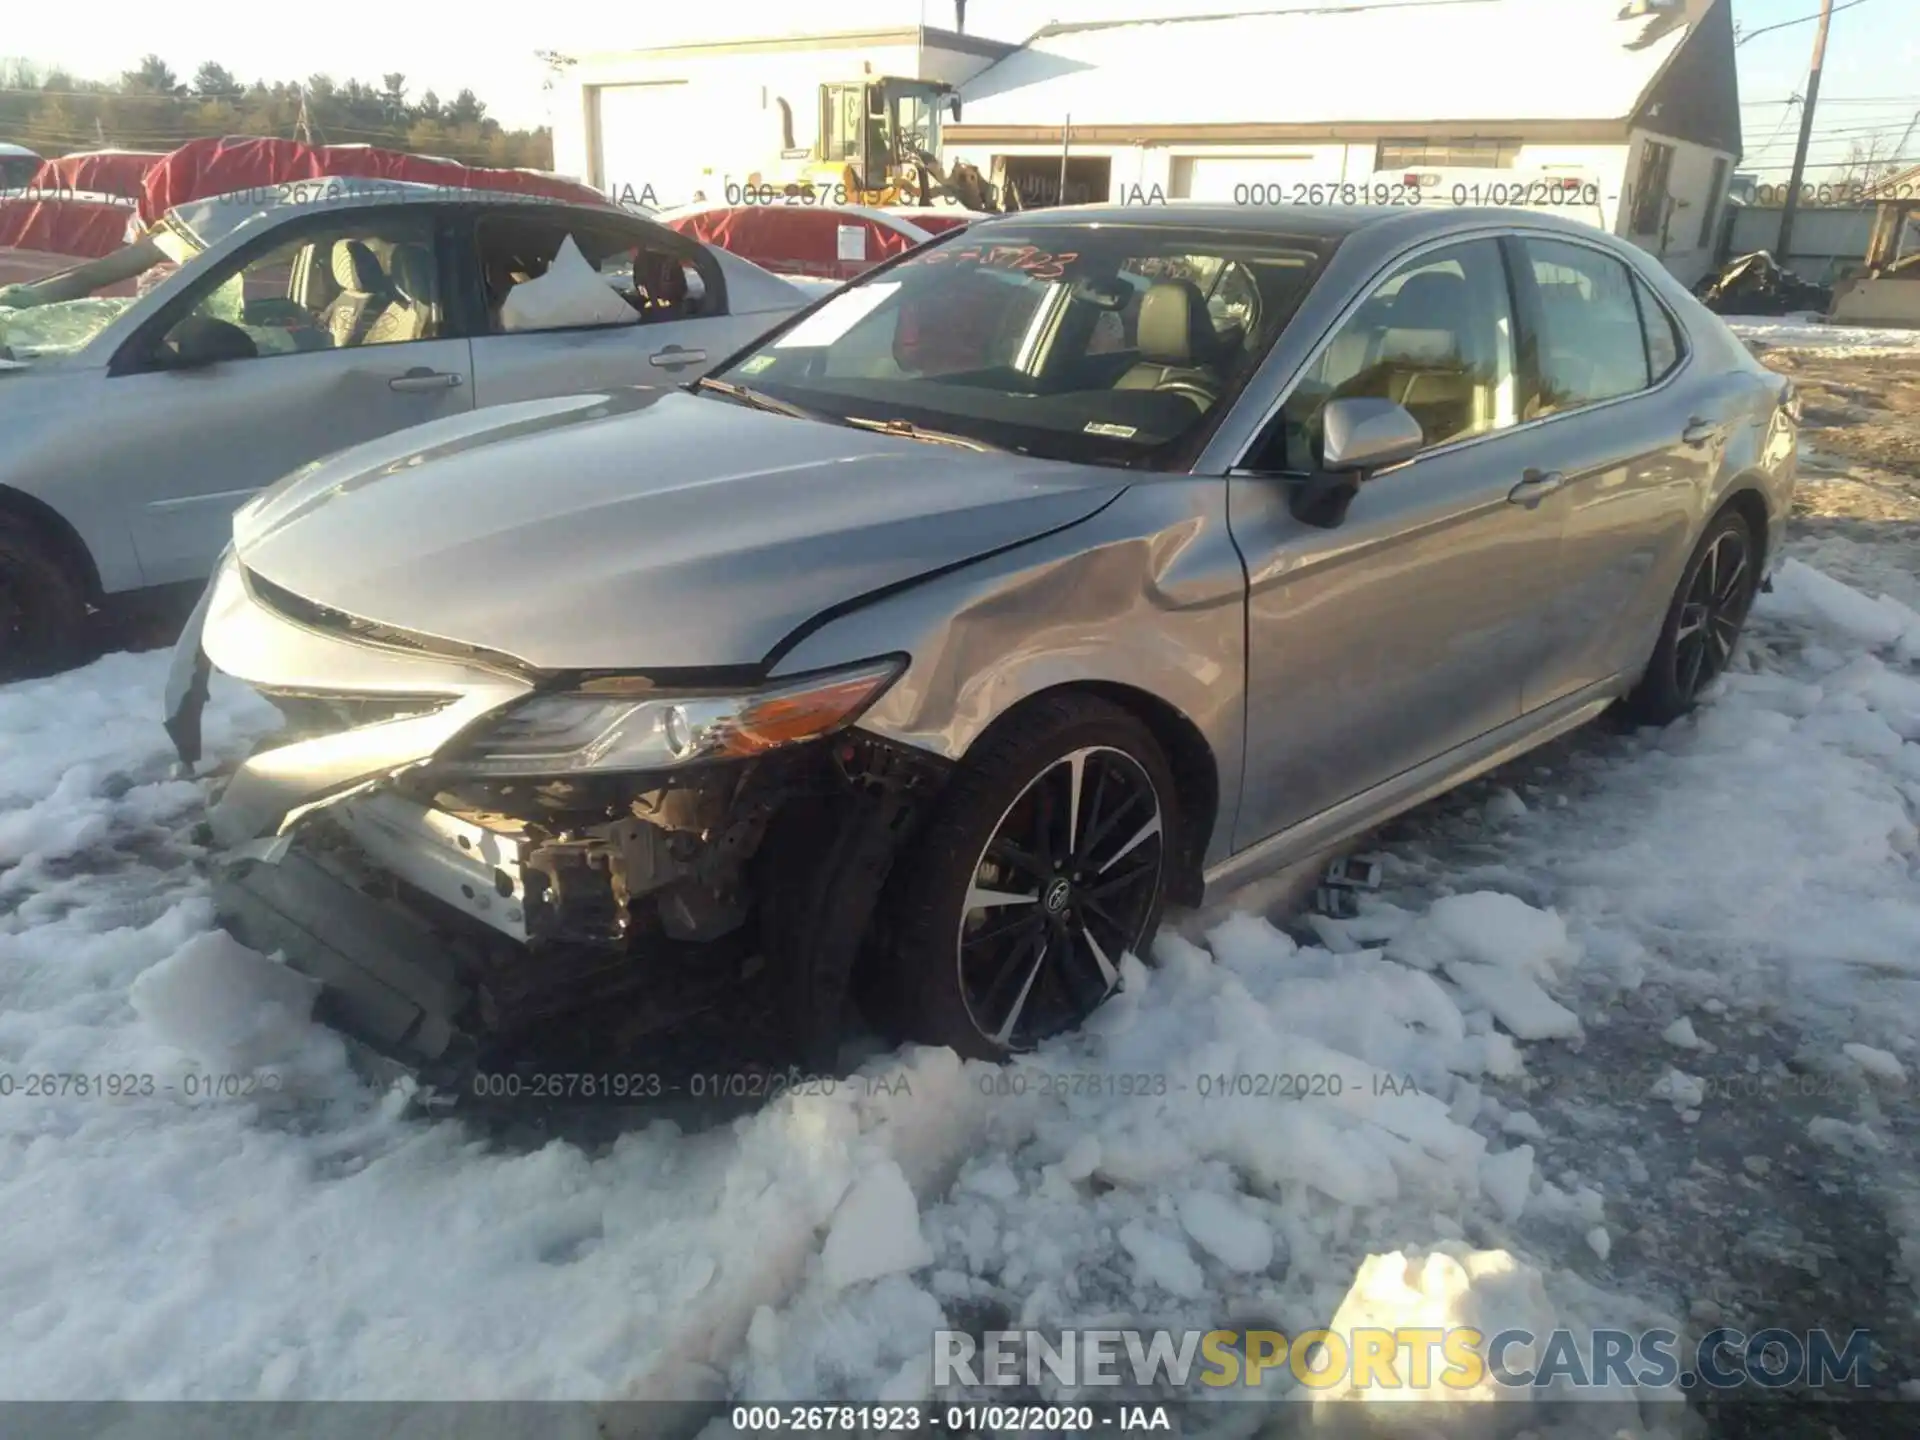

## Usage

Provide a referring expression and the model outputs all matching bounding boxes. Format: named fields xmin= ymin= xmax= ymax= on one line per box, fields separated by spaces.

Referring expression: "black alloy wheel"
xmin=1672 ymin=522 xmax=1755 ymax=703
xmin=1623 ymin=507 xmax=1761 ymax=725
xmin=878 ymin=694 xmax=1179 ymax=1059
xmin=957 ymin=744 xmax=1165 ymax=1050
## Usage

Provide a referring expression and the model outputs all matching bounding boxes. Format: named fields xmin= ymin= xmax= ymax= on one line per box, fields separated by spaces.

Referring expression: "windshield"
xmin=0 ymin=224 xmax=199 ymax=363
xmin=711 ymin=222 xmax=1333 ymax=469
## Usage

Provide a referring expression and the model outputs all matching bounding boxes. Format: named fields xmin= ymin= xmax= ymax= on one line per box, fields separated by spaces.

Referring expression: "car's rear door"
xmin=1498 ymin=233 xmax=1716 ymax=709
xmin=458 ymin=207 xmax=777 ymax=407
xmin=99 ymin=204 xmax=474 ymax=587
xmin=1225 ymin=235 xmax=1565 ymax=849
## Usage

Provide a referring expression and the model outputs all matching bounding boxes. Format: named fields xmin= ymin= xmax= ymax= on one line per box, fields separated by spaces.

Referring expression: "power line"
xmin=1743 ymin=95 xmax=1920 ymax=107
xmin=1736 ymin=0 xmax=1870 ymax=47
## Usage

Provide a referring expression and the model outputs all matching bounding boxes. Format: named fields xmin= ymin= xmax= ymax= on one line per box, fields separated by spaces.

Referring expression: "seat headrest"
xmin=1386 ymin=270 xmax=1467 ymax=334
xmin=389 ymin=243 xmax=434 ymax=305
xmin=1136 ymin=279 xmax=1217 ymax=366
xmin=634 ymin=250 xmax=688 ymax=306
xmin=331 ymin=238 xmax=386 ymax=294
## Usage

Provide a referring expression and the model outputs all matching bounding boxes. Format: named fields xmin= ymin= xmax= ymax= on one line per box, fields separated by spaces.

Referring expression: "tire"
xmin=1621 ymin=506 xmax=1760 ymax=726
xmin=878 ymin=693 xmax=1180 ymax=1060
xmin=0 ymin=515 xmax=92 ymax=682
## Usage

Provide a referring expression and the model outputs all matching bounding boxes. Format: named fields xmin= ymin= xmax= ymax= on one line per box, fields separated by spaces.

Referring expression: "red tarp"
xmin=30 ymin=150 xmax=166 ymax=200
xmin=0 ymin=195 xmax=136 ymax=262
xmin=662 ymin=205 xmax=941 ymax=281
xmin=138 ymin=136 xmax=612 ymax=225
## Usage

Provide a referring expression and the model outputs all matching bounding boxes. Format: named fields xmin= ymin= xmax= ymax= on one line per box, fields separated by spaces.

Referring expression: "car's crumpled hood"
xmin=234 ymin=389 xmax=1127 ymax=671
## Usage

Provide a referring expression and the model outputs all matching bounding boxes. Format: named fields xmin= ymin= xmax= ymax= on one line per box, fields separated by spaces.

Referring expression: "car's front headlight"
xmin=444 ymin=656 xmax=905 ymax=777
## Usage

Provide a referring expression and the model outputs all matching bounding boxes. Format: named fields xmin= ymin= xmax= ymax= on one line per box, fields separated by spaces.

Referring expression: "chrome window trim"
xmin=1221 ymin=223 xmax=1696 ymax=477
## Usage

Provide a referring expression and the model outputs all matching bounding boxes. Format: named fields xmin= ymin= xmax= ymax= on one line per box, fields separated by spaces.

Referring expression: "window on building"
xmin=1375 ymin=137 xmax=1524 ymax=170
xmin=1698 ymin=156 xmax=1731 ymax=249
xmin=1629 ymin=139 xmax=1676 ymax=237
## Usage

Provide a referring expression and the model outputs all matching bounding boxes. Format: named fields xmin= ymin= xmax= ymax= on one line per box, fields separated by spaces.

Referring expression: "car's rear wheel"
xmin=879 ymin=694 xmax=1177 ymax=1060
xmin=1622 ymin=506 xmax=1760 ymax=725
xmin=0 ymin=515 xmax=91 ymax=682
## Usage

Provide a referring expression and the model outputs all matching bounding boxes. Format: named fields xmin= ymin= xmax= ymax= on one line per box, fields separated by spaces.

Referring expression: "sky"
xmin=2 ymin=0 xmax=1916 ymax=176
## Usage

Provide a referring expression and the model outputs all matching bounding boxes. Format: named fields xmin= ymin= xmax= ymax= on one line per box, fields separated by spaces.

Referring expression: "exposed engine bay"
xmin=213 ymin=720 xmax=949 ymax=1090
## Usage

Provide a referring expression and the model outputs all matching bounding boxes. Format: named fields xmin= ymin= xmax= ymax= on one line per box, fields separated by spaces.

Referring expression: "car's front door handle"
xmin=389 ymin=368 xmax=465 ymax=392
xmin=1507 ymin=469 xmax=1567 ymax=508
xmin=1682 ymin=416 xmax=1722 ymax=447
xmin=649 ymin=345 xmax=707 ymax=369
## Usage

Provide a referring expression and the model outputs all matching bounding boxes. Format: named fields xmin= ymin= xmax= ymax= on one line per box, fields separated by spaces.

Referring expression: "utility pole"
xmin=1774 ymin=0 xmax=1834 ymax=262
xmin=1058 ymin=113 xmax=1071 ymax=207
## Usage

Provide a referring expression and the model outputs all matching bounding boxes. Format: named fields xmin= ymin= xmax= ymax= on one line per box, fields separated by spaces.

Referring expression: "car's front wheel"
xmin=880 ymin=694 xmax=1178 ymax=1060
xmin=1622 ymin=506 xmax=1761 ymax=725
xmin=0 ymin=515 xmax=90 ymax=682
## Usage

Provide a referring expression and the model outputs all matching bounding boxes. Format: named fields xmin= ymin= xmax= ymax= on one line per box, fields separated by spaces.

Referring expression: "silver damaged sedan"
xmin=165 ymin=205 xmax=1798 ymax=1076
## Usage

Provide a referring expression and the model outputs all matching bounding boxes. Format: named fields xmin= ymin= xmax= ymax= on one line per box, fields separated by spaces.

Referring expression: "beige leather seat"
xmin=1113 ymin=280 xmax=1229 ymax=411
xmin=365 ymin=242 xmax=436 ymax=344
xmin=1360 ymin=270 xmax=1477 ymax=444
xmin=318 ymin=240 xmax=393 ymax=348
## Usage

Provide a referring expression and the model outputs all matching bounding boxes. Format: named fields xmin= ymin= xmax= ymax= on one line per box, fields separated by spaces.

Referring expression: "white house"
xmin=548 ymin=24 xmax=1014 ymax=208
xmin=944 ymin=0 xmax=1743 ymax=284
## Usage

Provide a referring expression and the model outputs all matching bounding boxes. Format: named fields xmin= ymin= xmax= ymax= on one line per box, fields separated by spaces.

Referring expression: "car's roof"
xmin=0 ymin=141 xmax=43 ymax=159
xmin=959 ymin=202 xmax=1617 ymax=248
xmin=166 ymin=180 xmax=619 ymax=248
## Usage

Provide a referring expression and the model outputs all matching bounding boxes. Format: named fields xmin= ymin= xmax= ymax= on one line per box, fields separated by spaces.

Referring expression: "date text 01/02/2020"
xmin=0 ymin=1071 xmax=284 ymax=1100
xmin=972 ymin=1070 xmax=1423 ymax=1100
xmin=728 ymin=1403 xmax=1172 ymax=1431
xmin=466 ymin=1069 xmax=914 ymax=1104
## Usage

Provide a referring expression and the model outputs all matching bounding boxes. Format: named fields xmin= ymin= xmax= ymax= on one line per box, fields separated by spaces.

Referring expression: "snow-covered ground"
xmin=2 ymin=545 xmax=1918 ymax=1422
xmin=1725 ymin=314 xmax=1920 ymax=358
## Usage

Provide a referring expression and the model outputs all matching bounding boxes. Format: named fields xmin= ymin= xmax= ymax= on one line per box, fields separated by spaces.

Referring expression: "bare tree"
xmin=1832 ymin=133 xmax=1901 ymax=193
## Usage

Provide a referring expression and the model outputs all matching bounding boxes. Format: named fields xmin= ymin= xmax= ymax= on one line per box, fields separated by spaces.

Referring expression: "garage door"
xmin=595 ymin=83 xmax=702 ymax=205
xmin=1173 ymin=155 xmax=1339 ymax=202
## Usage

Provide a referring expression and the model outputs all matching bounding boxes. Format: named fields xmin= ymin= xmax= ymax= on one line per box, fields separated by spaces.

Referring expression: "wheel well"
xmin=983 ymin=680 xmax=1219 ymax=908
xmin=1718 ymin=486 xmax=1773 ymax=575
xmin=0 ymin=486 xmax=102 ymax=603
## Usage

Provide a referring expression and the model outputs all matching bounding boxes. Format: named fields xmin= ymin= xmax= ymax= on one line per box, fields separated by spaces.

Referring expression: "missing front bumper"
xmin=214 ymin=733 xmax=951 ymax=1074
xmin=218 ymin=840 xmax=477 ymax=1065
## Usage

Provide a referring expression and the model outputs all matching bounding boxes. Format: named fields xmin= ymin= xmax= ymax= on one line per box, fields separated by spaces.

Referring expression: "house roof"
xmin=956 ymin=0 xmax=1713 ymax=130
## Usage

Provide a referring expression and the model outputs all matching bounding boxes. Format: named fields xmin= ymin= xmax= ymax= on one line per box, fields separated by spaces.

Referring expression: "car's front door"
xmin=460 ymin=209 xmax=756 ymax=407
xmin=101 ymin=206 xmax=473 ymax=586
xmin=1226 ymin=236 xmax=1566 ymax=850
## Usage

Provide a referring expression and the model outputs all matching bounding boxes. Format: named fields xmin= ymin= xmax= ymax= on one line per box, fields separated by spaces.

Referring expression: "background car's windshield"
xmin=712 ymin=222 xmax=1332 ymax=468
xmin=0 ymin=227 xmax=198 ymax=362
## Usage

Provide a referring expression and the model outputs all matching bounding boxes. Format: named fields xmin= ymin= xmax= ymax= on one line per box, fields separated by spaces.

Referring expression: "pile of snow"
xmin=1726 ymin=315 xmax=1920 ymax=357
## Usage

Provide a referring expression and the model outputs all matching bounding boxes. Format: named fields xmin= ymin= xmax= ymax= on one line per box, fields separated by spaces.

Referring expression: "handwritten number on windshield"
xmin=907 ymin=245 xmax=1080 ymax=281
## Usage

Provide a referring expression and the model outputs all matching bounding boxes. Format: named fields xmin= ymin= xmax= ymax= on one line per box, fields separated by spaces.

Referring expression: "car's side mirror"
xmin=156 ymin=315 xmax=259 ymax=370
xmin=1322 ymin=397 xmax=1425 ymax=472
xmin=1289 ymin=397 xmax=1425 ymax=528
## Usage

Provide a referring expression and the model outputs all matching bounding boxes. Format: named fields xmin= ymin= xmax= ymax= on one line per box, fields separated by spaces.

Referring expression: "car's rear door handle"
xmin=1682 ymin=416 xmax=1722 ymax=447
xmin=649 ymin=345 xmax=707 ymax=369
xmin=1507 ymin=469 xmax=1566 ymax=508
xmin=389 ymin=368 xmax=464 ymax=392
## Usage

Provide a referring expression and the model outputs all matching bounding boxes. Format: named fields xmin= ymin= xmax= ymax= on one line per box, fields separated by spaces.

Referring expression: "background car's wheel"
xmin=879 ymin=693 xmax=1179 ymax=1060
xmin=1621 ymin=506 xmax=1760 ymax=726
xmin=0 ymin=515 xmax=92 ymax=682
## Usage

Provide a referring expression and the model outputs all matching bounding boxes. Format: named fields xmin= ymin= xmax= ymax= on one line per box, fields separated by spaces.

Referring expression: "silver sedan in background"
xmin=166 ymin=204 xmax=1796 ymax=1079
xmin=0 ymin=183 xmax=811 ymax=676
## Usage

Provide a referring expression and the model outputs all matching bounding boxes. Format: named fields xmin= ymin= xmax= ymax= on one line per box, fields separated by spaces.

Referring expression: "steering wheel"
xmin=1155 ymin=378 xmax=1220 ymax=413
